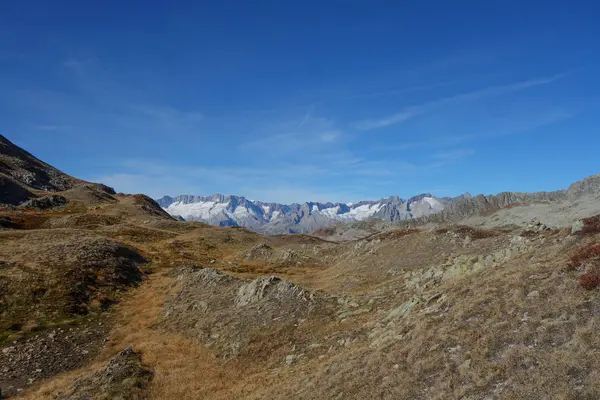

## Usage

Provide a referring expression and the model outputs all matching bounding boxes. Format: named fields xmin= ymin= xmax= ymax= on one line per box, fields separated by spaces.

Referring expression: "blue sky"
xmin=1 ymin=1 xmax=599 ymax=203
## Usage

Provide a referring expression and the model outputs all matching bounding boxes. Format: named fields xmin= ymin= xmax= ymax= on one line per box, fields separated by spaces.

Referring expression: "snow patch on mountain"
xmin=166 ymin=201 xmax=228 ymax=220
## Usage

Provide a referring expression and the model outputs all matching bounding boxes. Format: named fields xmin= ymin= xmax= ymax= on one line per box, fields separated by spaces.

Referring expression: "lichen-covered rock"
xmin=161 ymin=268 xmax=335 ymax=362
xmin=243 ymin=243 xmax=275 ymax=260
xmin=56 ymin=347 xmax=153 ymax=400
xmin=235 ymin=276 xmax=310 ymax=307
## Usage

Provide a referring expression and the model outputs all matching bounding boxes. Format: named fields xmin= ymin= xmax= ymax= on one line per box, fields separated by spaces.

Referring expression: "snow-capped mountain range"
xmin=156 ymin=193 xmax=467 ymax=234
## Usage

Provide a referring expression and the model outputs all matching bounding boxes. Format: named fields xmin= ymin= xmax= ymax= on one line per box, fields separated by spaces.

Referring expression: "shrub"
xmin=582 ymin=215 xmax=600 ymax=235
xmin=580 ymin=270 xmax=600 ymax=290
xmin=567 ymin=243 xmax=600 ymax=270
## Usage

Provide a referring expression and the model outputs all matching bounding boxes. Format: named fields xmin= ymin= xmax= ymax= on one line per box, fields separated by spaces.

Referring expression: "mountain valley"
xmin=1 ymin=134 xmax=600 ymax=399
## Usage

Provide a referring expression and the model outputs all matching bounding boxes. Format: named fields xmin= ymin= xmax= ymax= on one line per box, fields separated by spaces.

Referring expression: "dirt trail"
xmin=20 ymin=271 xmax=278 ymax=400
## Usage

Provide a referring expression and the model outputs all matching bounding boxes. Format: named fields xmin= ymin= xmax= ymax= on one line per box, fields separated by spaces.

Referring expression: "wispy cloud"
xmin=342 ymin=80 xmax=458 ymax=101
xmin=63 ymin=58 xmax=92 ymax=77
xmin=430 ymin=149 xmax=475 ymax=162
xmin=93 ymin=152 xmax=429 ymax=202
xmin=32 ymin=124 xmax=72 ymax=131
xmin=92 ymin=159 xmax=352 ymax=202
xmin=134 ymin=105 xmax=204 ymax=122
xmin=368 ymin=108 xmax=572 ymax=154
xmin=297 ymin=104 xmax=314 ymax=128
xmin=352 ymin=74 xmax=567 ymax=131
xmin=13 ymin=59 xmax=207 ymax=140
xmin=353 ymin=110 xmax=420 ymax=131
xmin=240 ymin=115 xmax=343 ymax=155
xmin=320 ymin=131 xmax=342 ymax=142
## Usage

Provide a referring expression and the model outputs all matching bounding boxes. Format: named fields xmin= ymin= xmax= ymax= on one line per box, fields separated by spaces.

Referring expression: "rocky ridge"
xmin=0 ymin=135 xmax=82 ymax=204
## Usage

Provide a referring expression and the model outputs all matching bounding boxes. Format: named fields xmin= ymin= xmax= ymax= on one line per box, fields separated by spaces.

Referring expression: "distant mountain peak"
xmin=156 ymin=192 xmax=454 ymax=234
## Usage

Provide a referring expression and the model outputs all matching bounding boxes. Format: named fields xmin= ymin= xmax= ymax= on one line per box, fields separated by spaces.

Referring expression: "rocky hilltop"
xmin=0 ymin=135 xmax=119 ymax=206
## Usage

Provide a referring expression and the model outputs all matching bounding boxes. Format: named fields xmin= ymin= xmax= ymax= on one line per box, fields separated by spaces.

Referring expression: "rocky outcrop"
xmin=55 ymin=347 xmax=153 ymax=400
xmin=20 ymin=194 xmax=68 ymax=209
xmin=162 ymin=267 xmax=335 ymax=361
xmin=243 ymin=243 xmax=275 ymax=260
xmin=571 ymin=214 xmax=600 ymax=235
xmin=435 ymin=191 xmax=566 ymax=220
xmin=567 ymin=174 xmax=600 ymax=200
xmin=0 ymin=134 xmax=82 ymax=193
xmin=131 ymin=194 xmax=175 ymax=220
xmin=235 ymin=276 xmax=310 ymax=307
xmin=0 ymin=174 xmax=35 ymax=205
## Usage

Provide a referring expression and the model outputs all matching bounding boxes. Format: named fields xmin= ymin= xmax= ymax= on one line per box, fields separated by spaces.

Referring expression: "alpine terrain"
xmin=2 ymin=133 xmax=600 ymax=400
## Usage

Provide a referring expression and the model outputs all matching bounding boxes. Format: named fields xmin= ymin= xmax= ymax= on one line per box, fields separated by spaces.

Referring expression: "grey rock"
xmin=386 ymin=298 xmax=420 ymax=320
xmin=285 ymin=354 xmax=299 ymax=365
xmin=572 ymin=219 xmax=585 ymax=235
xmin=458 ymin=359 xmax=472 ymax=376
xmin=20 ymin=194 xmax=68 ymax=209
xmin=235 ymin=276 xmax=309 ymax=307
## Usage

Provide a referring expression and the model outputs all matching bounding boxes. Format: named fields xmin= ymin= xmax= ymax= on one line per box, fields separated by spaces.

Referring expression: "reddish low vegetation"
xmin=579 ymin=270 xmax=600 ymax=290
xmin=579 ymin=215 xmax=600 ymax=235
xmin=567 ymin=242 xmax=600 ymax=270
xmin=567 ymin=242 xmax=600 ymax=289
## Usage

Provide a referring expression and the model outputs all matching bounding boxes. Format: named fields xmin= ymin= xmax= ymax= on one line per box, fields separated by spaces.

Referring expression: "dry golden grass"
xmin=246 ymin=232 xmax=600 ymax=400
xmin=22 ymin=272 xmax=273 ymax=400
